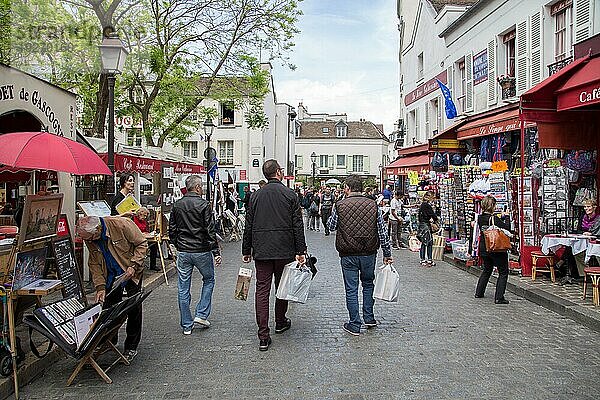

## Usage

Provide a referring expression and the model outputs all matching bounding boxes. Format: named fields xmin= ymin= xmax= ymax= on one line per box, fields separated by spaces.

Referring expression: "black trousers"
xmin=475 ymin=252 xmax=509 ymax=301
xmin=149 ymin=243 xmax=158 ymax=270
xmin=321 ymin=208 xmax=332 ymax=234
xmin=105 ymin=278 xmax=143 ymax=351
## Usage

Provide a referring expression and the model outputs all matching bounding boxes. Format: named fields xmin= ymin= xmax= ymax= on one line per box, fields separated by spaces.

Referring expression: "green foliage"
xmin=0 ymin=0 xmax=10 ymax=64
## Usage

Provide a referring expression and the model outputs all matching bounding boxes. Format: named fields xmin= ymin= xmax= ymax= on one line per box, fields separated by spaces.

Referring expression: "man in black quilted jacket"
xmin=242 ymin=160 xmax=307 ymax=351
xmin=327 ymin=175 xmax=393 ymax=336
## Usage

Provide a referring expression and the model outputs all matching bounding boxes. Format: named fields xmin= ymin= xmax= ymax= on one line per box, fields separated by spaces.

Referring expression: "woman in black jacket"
xmin=475 ymin=195 xmax=511 ymax=304
xmin=417 ymin=191 xmax=438 ymax=267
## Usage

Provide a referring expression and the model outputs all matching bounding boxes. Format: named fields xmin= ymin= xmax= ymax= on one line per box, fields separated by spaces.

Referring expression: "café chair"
xmin=583 ymin=267 xmax=600 ymax=306
xmin=531 ymin=251 xmax=556 ymax=283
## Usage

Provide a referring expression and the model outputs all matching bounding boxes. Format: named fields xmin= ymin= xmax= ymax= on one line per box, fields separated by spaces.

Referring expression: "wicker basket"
xmin=432 ymin=245 xmax=445 ymax=260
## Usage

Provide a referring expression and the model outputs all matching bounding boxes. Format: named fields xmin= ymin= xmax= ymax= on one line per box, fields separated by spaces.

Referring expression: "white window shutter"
xmin=516 ymin=19 xmax=529 ymax=94
xmin=487 ymin=38 xmax=497 ymax=105
xmin=425 ymin=102 xmax=430 ymax=137
xmin=529 ymin=11 xmax=543 ymax=86
xmin=437 ymin=95 xmax=443 ymax=130
xmin=328 ymin=155 xmax=334 ymax=168
xmin=297 ymin=155 xmax=303 ymax=169
xmin=574 ymin=0 xmax=593 ymax=44
xmin=446 ymin=66 xmax=453 ymax=89
xmin=347 ymin=155 xmax=353 ymax=172
xmin=465 ymin=52 xmax=474 ymax=112
xmin=233 ymin=140 xmax=242 ymax=165
xmin=363 ymin=156 xmax=370 ymax=173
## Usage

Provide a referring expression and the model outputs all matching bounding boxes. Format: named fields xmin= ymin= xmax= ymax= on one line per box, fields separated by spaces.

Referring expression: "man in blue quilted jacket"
xmin=242 ymin=159 xmax=307 ymax=351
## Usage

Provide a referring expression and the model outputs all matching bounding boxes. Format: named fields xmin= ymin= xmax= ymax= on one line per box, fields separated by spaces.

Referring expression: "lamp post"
xmin=203 ymin=118 xmax=215 ymax=202
xmin=99 ymin=33 xmax=129 ymax=199
xmin=310 ymin=151 xmax=317 ymax=188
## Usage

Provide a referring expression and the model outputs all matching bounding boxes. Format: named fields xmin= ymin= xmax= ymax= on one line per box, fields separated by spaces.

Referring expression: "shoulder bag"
xmin=483 ymin=215 xmax=511 ymax=252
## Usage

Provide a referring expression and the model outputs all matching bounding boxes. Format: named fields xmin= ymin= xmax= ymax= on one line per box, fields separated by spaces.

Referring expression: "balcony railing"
xmin=548 ymin=56 xmax=573 ymax=76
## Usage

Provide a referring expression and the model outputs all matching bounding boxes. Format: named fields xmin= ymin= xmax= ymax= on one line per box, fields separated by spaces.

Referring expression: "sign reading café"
xmin=0 ymin=64 xmax=76 ymax=139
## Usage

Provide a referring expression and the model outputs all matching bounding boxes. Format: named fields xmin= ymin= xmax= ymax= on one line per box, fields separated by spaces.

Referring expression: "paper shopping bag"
xmin=275 ymin=261 xmax=312 ymax=303
xmin=234 ymin=267 xmax=253 ymax=301
xmin=373 ymin=264 xmax=400 ymax=302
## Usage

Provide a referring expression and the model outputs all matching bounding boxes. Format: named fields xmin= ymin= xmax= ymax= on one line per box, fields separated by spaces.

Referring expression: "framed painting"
xmin=18 ymin=193 xmax=63 ymax=247
xmin=13 ymin=246 xmax=48 ymax=290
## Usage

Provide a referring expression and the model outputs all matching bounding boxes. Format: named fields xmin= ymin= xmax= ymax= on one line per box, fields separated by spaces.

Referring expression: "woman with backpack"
xmin=417 ymin=191 xmax=439 ymax=267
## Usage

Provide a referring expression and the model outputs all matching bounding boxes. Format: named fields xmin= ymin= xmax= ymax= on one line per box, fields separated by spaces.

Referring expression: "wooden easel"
xmin=2 ymin=237 xmax=62 ymax=400
xmin=149 ymin=208 xmax=169 ymax=285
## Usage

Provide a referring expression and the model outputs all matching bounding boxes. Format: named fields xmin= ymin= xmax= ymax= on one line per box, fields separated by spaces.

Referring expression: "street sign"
xmin=284 ymin=176 xmax=295 ymax=180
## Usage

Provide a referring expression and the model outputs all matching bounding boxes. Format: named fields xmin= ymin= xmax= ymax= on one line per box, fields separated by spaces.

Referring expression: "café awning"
xmin=556 ymin=56 xmax=600 ymax=111
xmin=386 ymin=154 xmax=430 ymax=175
xmin=99 ymin=153 xmax=204 ymax=174
xmin=456 ymin=107 xmax=529 ymax=140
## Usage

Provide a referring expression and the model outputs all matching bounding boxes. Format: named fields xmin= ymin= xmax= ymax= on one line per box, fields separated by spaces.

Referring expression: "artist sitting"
xmin=133 ymin=207 xmax=160 ymax=272
xmin=76 ymin=215 xmax=148 ymax=362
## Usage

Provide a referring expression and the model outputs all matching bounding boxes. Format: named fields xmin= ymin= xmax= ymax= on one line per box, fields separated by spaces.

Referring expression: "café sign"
xmin=404 ymin=70 xmax=447 ymax=106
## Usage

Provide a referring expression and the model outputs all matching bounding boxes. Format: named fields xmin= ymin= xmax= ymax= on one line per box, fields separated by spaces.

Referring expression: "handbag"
xmin=430 ymin=221 xmax=441 ymax=233
xmin=566 ymin=150 xmax=594 ymax=173
xmin=275 ymin=262 xmax=312 ymax=303
xmin=373 ymin=264 xmax=400 ymax=302
xmin=483 ymin=216 xmax=511 ymax=252
xmin=408 ymin=235 xmax=421 ymax=252
xmin=308 ymin=201 xmax=318 ymax=215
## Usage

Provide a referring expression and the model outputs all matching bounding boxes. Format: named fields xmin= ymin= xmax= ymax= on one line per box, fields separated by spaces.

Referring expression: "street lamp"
xmin=203 ymin=118 xmax=215 ymax=202
xmin=310 ymin=151 xmax=317 ymax=188
xmin=99 ymin=33 xmax=129 ymax=199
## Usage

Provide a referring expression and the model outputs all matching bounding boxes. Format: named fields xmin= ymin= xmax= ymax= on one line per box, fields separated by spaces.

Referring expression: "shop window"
xmin=417 ymin=52 xmax=424 ymax=81
xmin=218 ymin=140 xmax=234 ymax=165
xmin=295 ymin=154 xmax=303 ymax=169
xmin=503 ymin=30 xmax=516 ymax=76
xmin=336 ymin=155 xmax=346 ymax=167
xmin=220 ymin=102 xmax=235 ymax=125
xmin=126 ymin=128 xmax=142 ymax=147
xmin=454 ymin=59 xmax=466 ymax=114
xmin=352 ymin=155 xmax=364 ymax=173
xmin=183 ymin=141 xmax=198 ymax=158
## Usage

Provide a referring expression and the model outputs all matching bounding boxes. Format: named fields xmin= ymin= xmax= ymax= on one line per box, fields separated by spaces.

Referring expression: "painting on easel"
xmin=17 ymin=194 xmax=63 ymax=247
xmin=13 ymin=247 xmax=48 ymax=290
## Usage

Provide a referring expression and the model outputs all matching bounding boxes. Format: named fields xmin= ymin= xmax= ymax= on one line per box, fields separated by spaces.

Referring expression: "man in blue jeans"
xmin=169 ymin=175 xmax=222 ymax=335
xmin=328 ymin=175 xmax=393 ymax=335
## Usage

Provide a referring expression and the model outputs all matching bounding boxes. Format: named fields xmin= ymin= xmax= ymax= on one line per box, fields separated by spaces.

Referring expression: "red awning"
xmin=556 ymin=56 xmax=600 ymax=111
xmin=386 ymin=154 xmax=430 ymax=175
xmin=397 ymin=143 xmax=428 ymax=156
xmin=99 ymin=153 xmax=204 ymax=174
xmin=457 ymin=108 xmax=530 ymax=140
xmin=520 ymin=55 xmax=594 ymax=122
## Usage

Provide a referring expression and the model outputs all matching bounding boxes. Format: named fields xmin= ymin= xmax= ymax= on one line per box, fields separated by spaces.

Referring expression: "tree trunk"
xmin=92 ymin=74 xmax=109 ymax=138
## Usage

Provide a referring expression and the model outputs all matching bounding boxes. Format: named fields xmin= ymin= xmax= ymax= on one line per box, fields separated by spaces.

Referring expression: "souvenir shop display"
xmin=438 ymin=177 xmax=456 ymax=230
xmin=510 ymin=175 xmax=537 ymax=247
xmin=488 ymin=172 xmax=509 ymax=213
xmin=452 ymin=166 xmax=482 ymax=243
xmin=541 ymin=166 xmax=569 ymax=235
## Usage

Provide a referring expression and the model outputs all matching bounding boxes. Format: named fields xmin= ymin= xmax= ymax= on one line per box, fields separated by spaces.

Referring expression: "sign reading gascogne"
xmin=0 ymin=64 xmax=76 ymax=139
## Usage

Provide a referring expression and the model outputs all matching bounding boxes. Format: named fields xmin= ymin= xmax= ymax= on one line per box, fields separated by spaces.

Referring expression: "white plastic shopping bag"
xmin=373 ymin=263 xmax=400 ymax=302
xmin=275 ymin=261 xmax=312 ymax=303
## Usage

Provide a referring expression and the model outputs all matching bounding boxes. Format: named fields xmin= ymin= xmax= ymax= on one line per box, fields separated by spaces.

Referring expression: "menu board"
xmin=52 ymin=237 xmax=85 ymax=302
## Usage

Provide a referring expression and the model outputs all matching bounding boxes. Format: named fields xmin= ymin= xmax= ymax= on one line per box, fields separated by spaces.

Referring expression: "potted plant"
xmin=497 ymin=74 xmax=515 ymax=89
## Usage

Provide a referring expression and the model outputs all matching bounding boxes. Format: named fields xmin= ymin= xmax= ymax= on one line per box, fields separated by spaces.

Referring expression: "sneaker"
xmin=194 ymin=317 xmax=211 ymax=327
xmin=343 ymin=323 xmax=360 ymax=336
xmin=364 ymin=320 xmax=378 ymax=328
xmin=391 ymin=245 xmax=400 ymax=250
xmin=259 ymin=337 xmax=272 ymax=351
xmin=275 ymin=318 xmax=291 ymax=334
xmin=183 ymin=328 xmax=193 ymax=335
xmin=494 ymin=298 xmax=510 ymax=305
xmin=428 ymin=260 xmax=436 ymax=267
xmin=124 ymin=349 xmax=138 ymax=362
xmin=420 ymin=260 xmax=428 ymax=267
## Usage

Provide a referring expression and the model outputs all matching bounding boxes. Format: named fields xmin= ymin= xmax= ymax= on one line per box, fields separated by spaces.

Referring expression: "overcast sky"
xmin=272 ymin=0 xmax=400 ymax=134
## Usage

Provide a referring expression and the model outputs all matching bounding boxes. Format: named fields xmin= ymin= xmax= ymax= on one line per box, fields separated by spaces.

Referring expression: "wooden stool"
xmin=583 ymin=267 xmax=600 ymax=306
xmin=531 ymin=251 xmax=556 ymax=282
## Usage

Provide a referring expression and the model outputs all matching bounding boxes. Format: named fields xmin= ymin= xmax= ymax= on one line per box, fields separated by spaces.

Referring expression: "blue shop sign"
xmin=473 ymin=49 xmax=488 ymax=86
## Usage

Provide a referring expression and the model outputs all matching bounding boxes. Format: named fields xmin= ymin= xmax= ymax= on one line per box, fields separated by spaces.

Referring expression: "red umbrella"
xmin=0 ymin=132 xmax=112 ymax=175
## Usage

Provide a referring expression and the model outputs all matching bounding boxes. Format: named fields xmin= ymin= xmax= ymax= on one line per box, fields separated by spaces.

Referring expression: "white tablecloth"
xmin=541 ymin=235 xmax=590 ymax=255
xmin=585 ymin=243 xmax=600 ymax=263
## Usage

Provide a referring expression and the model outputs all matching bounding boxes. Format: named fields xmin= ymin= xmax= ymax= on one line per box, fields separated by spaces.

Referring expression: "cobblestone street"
xmin=18 ymin=230 xmax=599 ymax=399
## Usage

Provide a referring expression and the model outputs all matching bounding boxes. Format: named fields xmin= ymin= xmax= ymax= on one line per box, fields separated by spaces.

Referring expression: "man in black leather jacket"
xmin=242 ymin=160 xmax=307 ymax=351
xmin=169 ymin=175 xmax=221 ymax=335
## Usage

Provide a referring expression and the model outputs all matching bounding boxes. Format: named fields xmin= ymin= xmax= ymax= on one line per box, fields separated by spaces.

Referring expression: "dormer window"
xmin=322 ymin=127 xmax=329 ymax=134
xmin=335 ymin=121 xmax=347 ymax=137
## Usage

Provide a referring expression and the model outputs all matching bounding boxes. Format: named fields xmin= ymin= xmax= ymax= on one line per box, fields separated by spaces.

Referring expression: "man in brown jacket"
xmin=77 ymin=215 xmax=148 ymax=362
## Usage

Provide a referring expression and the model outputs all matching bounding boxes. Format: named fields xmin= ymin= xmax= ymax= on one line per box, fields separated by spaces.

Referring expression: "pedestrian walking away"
xmin=320 ymin=187 xmax=336 ymax=236
xmin=169 ymin=175 xmax=222 ymax=335
xmin=417 ymin=191 xmax=439 ymax=267
xmin=76 ymin=215 xmax=148 ymax=362
xmin=389 ymin=190 xmax=404 ymax=249
xmin=328 ymin=175 xmax=393 ymax=336
xmin=242 ymin=159 xmax=307 ymax=351
xmin=474 ymin=195 xmax=512 ymax=304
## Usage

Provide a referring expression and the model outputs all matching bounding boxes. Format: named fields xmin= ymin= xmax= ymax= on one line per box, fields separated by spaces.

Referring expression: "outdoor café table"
xmin=541 ymin=234 xmax=591 ymax=256
xmin=585 ymin=242 xmax=600 ymax=263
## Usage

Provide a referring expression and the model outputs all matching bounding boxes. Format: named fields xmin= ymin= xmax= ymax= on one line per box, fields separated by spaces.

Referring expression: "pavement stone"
xmin=14 ymin=229 xmax=600 ymax=399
